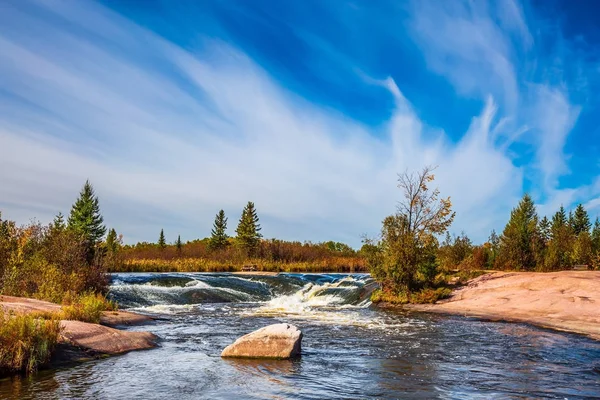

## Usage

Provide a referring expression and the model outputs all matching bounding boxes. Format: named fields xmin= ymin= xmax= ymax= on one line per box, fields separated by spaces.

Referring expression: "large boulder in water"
xmin=221 ymin=323 xmax=302 ymax=359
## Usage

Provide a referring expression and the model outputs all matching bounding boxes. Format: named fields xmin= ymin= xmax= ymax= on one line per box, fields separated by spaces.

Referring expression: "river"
xmin=1 ymin=272 xmax=599 ymax=399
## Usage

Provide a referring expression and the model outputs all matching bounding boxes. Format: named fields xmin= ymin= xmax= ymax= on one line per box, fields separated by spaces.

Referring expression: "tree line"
xmin=119 ymin=201 xmax=361 ymax=270
xmin=0 ymin=181 xmax=111 ymax=303
xmin=364 ymin=166 xmax=600 ymax=304
xmin=438 ymin=195 xmax=600 ymax=272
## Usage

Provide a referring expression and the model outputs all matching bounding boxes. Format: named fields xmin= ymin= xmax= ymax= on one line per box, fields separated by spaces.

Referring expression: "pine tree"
xmin=539 ymin=216 xmax=551 ymax=244
xmin=67 ymin=180 xmax=106 ymax=260
xmin=546 ymin=206 xmax=573 ymax=270
xmin=568 ymin=210 xmax=575 ymax=232
xmin=236 ymin=202 xmax=262 ymax=255
xmin=497 ymin=194 xmax=540 ymax=270
xmin=52 ymin=212 xmax=66 ymax=233
xmin=572 ymin=204 xmax=591 ymax=236
xmin=209 ymin=210 xmax=229 ymax=250
xmin=106 ymin=228 xmax=118 ymax=254
xmin=176 ymin=235 xmax=182 ymax=253
xmin=158 ymin=229 xmax=166 ymax=249
xmin=487 ymin=229 xmax=500 ymax=269
xmin=592 ymin=218 xmax=600 ymax=254
xmin=551 ymin=206 xmax=568 ymax=236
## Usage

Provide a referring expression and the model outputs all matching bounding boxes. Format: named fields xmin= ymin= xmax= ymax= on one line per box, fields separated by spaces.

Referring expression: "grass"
xmin=112 ymin=257 xmax=366 ymax=273
xmin=371 ymin=286 xmax=452 ymax=305
xmin=371 ymin=270 xmax=487 ymax=305
xmin=60 ymin=292 xmax=117 ymax=324
xmin=0 ymin=310 xmax=62 ymax=376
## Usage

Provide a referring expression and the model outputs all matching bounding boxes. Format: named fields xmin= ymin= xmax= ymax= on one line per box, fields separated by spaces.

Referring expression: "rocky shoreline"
xmin=402 ymin=271 xmax=600 ymax=341
xmin=0 ymin=295 xmax=157 ymax=369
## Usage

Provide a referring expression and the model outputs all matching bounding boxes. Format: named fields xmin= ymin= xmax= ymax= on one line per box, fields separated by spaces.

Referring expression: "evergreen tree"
xmin=176 ymin=235 xmax=183 ymax=253
xmin=106 ymin=228 xmax=118 ymax=254
xmin=551 ymin=206 xmax=568 ymax=236
xmin=568 ymin=210 xmax=575 ymax=231
xmin=67 ymin=180 xmax=106 ymax=259
xmin=158 ymin=229 xmax=166 ymax=249
xmin=497 ymin=194 xmax=540 ymax=270
xmin=592 ymin=218 xmax=600 ymax=254
xmin=539 ymin=216 xmax=551 ymax=244
xmin=573 ymin=231 xmax=593 ymax=266
xmin=487 ymin=229 xmax=500 ymax=269
xmin=209 ymin=210 xmax=229 ymax=250
xmin=52 ymin=212 xmax=66 ymax=233
xmin=546 ymin=206 xmax=573 ymax=270
xmin=236 ymin=202 xmax=262 ymax=255
xmin=572 ymin=204 xmax=591 ymax=236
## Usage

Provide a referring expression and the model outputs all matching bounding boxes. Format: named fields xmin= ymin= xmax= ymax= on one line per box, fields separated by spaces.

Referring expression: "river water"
xmin=1 ymin=272 xmax=599 ymax=399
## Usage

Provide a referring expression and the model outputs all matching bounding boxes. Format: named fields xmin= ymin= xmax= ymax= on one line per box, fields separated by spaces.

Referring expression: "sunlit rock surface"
xmin=221 ymin=323 xmax=302 ymax=359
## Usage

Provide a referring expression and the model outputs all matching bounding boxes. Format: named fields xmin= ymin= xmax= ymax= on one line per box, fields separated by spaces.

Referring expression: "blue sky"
xmin=1 ymin=0 xmax=599 ymax=246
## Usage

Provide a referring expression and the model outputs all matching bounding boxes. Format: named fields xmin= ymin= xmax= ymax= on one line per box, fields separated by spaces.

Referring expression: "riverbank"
xmin=403 ymin=271 xmax=600 ymax=340
xmin=0 ymin=296 xmax=157 ymax=373
xmin=111 ymin=257 xmax=366 ymax=273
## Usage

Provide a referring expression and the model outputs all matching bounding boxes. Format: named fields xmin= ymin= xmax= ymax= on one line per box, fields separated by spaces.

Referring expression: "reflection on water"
xmin=1 ymin=273 xmax=599 ymax=399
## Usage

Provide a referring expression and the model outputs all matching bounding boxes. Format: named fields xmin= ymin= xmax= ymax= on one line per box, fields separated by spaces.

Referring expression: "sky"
xmin=1 ymin=0 xmax=599 ymax=247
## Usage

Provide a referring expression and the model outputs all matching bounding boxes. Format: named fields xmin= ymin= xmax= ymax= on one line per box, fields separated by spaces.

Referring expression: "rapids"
xmin=1 ymin=272 xmax=599 ymax=399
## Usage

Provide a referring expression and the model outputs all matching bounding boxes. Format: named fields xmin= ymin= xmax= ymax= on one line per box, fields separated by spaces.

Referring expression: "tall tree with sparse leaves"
xmin=158 ymin=229 xmax=166 ymax=249
xmin=210 ymin=210 xmax=229 ymax=250
xmin=236 ymin=202 xmax=262 ymax=255
xmin=366 ymin=166 xmax=455 ymax=295
xmin=67 ymin=180 xmax=106 ymax=260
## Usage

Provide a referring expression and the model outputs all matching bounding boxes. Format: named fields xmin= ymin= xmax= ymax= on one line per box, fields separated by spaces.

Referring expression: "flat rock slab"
xmin=0 ymin=295 xmax=62 ymax=314
xmin=0 ymin=295 xmax=153 ymax=327
xmin=221 ymin=323 xmax=302 ymax=359
xmin=60 ymin=320 xmax=158 ymax=355
xmin=100 ymin=310 xmax=153 ymax=326
xmin=406 ymin=271 xmax=600 ymax=340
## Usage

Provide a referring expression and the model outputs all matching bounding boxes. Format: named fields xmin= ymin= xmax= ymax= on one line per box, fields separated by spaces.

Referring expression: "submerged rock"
xmin=221 ymin=323 xmax=302 ymax=359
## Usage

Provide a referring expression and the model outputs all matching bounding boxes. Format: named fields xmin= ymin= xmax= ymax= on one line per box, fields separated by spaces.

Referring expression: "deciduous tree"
xmin=366 ymin=166 xmax=455 ymax=295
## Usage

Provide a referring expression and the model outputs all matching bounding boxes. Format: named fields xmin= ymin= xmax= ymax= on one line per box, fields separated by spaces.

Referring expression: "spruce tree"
xmin=572 ymin=204 xmax=591 ymax=236
xmin=106 ymin=228 xmax=118 ymax=254
xmin=497 ymin=194 xmax=540 ymax=270
xmin=568 ymin=210 xmax=575 ymax=231
xmin=592 ymin=218 xmax=600 ymax=254
xmin=176 ymin=235 xmax=183 ymax=253
xmin=551 ymin=206 xmax=568 ymax=236
xmin=546 ymin=206 xmax=573 ymax=270
xmin=209 ymin=210 xmax=229 ymax=250
xmin=67 ymin=180 xmax=106 ymax=259
xmin=236 ymin=202 xmax=262 ymax=255
xmin=158 ymin=229 xmax=166 ymax=249
xmin=52 ymin=212 xmax=66 ymax=233
xmin=539 ymin=216 xmax=551 ymax=244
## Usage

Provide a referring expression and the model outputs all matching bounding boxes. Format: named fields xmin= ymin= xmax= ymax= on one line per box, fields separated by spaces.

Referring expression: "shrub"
xmin=0 ymin=310 xmax=61 ymax=376
xmin=61 ymin=293 xmax=117 ymax=324
xmin=410 ymin=287 xmax=452 ymax=304
xmin=371 ymin=286 xmax=452 ymax=305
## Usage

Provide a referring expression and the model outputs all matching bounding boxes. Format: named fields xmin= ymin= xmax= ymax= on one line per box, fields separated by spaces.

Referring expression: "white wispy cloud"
xmin=0 ymin=0 xmax=595 ymax=245
xmin=406 ymin=0 xmax=591 ymax=217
